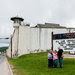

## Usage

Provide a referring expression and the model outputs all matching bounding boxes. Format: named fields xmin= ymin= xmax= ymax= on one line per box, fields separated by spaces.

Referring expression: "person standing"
xmin=58 ymin=47 xmax=63 ymax=68
xmin=53 ymin=50 xmax=58 ymax=68
xmin=48 ymin=50 xmax=53 ymax=68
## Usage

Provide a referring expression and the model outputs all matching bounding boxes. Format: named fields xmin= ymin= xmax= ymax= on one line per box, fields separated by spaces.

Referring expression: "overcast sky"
xmin=0 ymin=0 xmax=75 ymax=38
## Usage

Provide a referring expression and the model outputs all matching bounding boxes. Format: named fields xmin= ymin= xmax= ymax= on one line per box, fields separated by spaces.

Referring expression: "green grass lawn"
xmin=8 ymin=52 xmax=75 ymax=75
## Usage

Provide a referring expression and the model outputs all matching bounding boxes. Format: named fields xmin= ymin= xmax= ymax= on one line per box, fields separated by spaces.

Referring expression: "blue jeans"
xmin=59 ymin=57 xmax=63 ymax=68
xmin=53 ymin=59 xmax=57 ymax=68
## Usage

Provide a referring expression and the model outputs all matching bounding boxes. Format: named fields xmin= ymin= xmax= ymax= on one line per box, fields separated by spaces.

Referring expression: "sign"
xmin=53 ymin=33 xmax=75 ymax=40
xmin=53 ymin=33 xmax=75 ymax=51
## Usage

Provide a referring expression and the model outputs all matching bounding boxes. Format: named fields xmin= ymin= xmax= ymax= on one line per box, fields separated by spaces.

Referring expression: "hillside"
xmin=0 ymin=47 xmax=8 ymax=52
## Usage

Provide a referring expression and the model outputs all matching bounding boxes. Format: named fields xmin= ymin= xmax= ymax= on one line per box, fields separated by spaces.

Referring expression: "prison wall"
xmin=18 ymin=26 xmax=30 ymax=56
xmin=18 ymin=26 xmax=69 ymax=56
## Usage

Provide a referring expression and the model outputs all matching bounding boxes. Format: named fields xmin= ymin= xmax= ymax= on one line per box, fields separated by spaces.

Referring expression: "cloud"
xmin=0 ymin=0 xmax=75 ymax=37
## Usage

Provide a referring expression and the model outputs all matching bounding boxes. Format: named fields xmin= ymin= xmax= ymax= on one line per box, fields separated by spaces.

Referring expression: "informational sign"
xmin=53 ymin=33 xmax=75 ymax=51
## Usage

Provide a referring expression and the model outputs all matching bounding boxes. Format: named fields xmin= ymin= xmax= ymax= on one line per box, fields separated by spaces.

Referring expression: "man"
xmin=48 ymin=50 xmax=53 ymax=68
xmin=58 ymin=47 xmax=63 ymax=68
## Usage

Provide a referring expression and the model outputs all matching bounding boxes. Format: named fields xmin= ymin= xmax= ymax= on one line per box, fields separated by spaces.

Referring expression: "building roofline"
xmin=11 ymin=17 xmax=24 ymax=21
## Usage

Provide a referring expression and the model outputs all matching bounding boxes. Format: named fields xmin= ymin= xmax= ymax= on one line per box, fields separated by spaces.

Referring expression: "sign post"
xmin=52 ymin=32 xmax=53 ymax=51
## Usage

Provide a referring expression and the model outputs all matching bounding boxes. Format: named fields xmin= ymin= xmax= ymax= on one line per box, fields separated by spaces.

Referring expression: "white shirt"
xmin=48 ymin=53 xmax=53 ymax=59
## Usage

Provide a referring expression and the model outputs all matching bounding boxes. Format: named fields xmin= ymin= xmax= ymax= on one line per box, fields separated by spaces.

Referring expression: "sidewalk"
xmin=64 ymin=54 xmax=75 ymax=58
xmin=0 ymin=55 xmax=13 ymax=75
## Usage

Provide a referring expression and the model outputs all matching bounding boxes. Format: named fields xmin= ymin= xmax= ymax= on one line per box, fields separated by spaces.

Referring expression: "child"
xmin=53 ymin=50 xmax=58 ymax=68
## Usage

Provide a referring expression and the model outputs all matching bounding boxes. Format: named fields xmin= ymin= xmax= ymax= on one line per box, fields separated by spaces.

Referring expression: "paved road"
xmin=0 ymin=54 xmax=13 ymax=75
xmin=64 ymin=54 xmax=75 ymax=58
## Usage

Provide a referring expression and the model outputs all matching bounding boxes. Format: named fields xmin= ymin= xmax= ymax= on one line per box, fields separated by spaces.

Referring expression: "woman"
xmin=48 ymin=50 xmax=53 ymax=68
xmin=53 ymin=50 xmax=58 ymax=68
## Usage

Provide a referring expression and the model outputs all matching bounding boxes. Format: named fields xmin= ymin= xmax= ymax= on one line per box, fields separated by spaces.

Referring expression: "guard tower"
xmin=10 ymin=16 xmax=24 ymax=58
xmin=11 ymin=16 xmax=24 ymax=28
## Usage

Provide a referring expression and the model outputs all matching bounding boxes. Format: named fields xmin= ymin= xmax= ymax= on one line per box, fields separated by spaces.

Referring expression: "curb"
xmin=6 ymin=58 xmax=13 ymax=75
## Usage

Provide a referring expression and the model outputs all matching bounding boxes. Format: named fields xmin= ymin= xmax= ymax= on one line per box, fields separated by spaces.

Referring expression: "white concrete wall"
xmin=53 ymin=28 xmax=69 ymax=34
xmin=39 ymin=28 xmax=52 ymax=51
xmin=18 ymin=27 xmax=52 ymax=56
xmin=7 ymin=28 xmax=19 ymax=58
xmin=18 ymin=27 xmax=70 ymax=56
xmin=18 ymin=26 xmax=30 ymax=56
xmin=7 ymin=24 xmax=74 ymax=58
xmin=12 ymin=28 xmax=19 ymax=57
xmin=7 ymin=22 xmax=20 ymax=58
xmin=30 ymin=28 xmax=39 ymax=51
xmin=69 ymin=29 xmax=75 ymax=33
